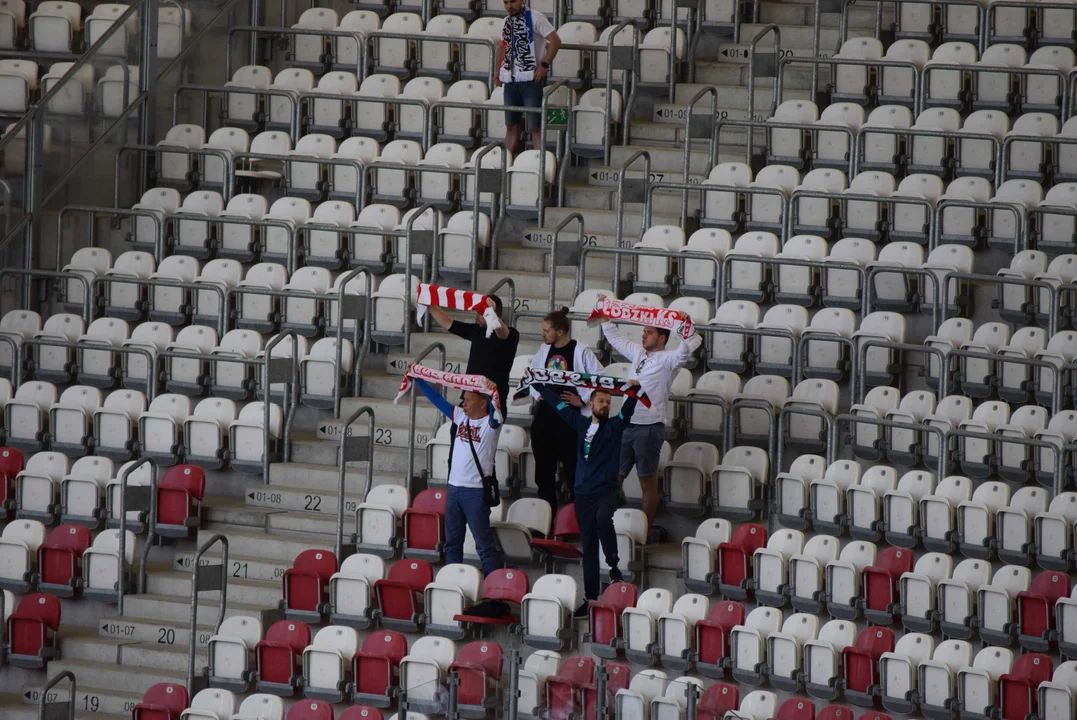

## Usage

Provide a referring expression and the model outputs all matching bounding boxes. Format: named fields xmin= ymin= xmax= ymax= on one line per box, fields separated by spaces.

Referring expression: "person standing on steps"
xmin=533 ymin=382 xmax=639 ymax=618
xmin=417 ymin=378 xmax=504 ymax=575
xmin=526 ymin=307 xmax=604 ymax=515
xmin=495 ymin=0 xmax=561 ymax=155
xmin=601 ymin=317 xmax=701 ymax=541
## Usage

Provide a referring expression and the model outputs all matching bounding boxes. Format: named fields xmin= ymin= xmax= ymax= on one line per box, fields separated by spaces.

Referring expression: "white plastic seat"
xmin=146 ymin=255 xmax=196 ymax=325
xmin=207 ymin=616 xmax=262 ymax=687
xmin=302 ymin=625 xmax=359 ymax=698
xmin=306 ymin=201 xmax=356 ymax=268
xmin=937 ymin=557 xmax=992 ymax=635
xmin=82 ymin=528 xmax=136 ymax=599
xmin=228 ymin=402 xmax=283 ymax=474
xmin=680 ymin=518 xmax=732 ymax=593
xmin=712 ymin=445 xmax=769 ymax=520
xmin=139 ymin=394 xmax=192 ymax=464
xmin=5 ymin=381 xmax=56 ymax=452
xmin=164 ymin=325 xmax=218 ymax=397
xmin=810 ymin=460 xmax=861 ymax=536
xmin=774 ymin=454 xmax=826 ymax=531
xmin=899 ymin=552 xmax=953 ymax=633
xmin=729 ymin=607 xmax=783 ymax=683
xmin=789 ymin=535 xmax=841 ymax=613
xmin=844 ymin=171 xmax=895 ymax=240
xmin=92 ymin=390 xmax=145 ymax=463
xmin=521 ymin=574 xmax=578 ymax=650
xmin=957 ymin=647 xmax=1014 ymax=718
xmin=354 ymin=485 xmax=410 ymax=557
xmin=802 ymin=619 xmax=857 ymax=693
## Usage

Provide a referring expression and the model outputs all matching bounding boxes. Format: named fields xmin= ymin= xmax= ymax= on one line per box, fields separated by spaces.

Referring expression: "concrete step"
xmin=561 ymin=182 xmax=702 ymax=217
xmin=19 ymin=685 xmax=144 ymax=717
xmin=289 ymin=433 xmax=428 ymax=474
xmin=475 ymin=268 xmax=593 ymax=301
xmin=294 ymin=394 xmax=440 ymax=428
xmin=608 ymin=143 xmax=714 ymax=174
xmin=693 ymin=61 xmax=814 ymax=88
xmin=739 ymin=22 xmax=856 ymax=50
xmin=314 ymin=418 xmax=432 ymax=451
xmin=268 ymin=461 xmax=401 ymax=492
xmin=544 ymin=206 xmax=682 ymax=235
xmin=119 ymin=592 xmax=281 ymax=626
xmin=56 ymin=634 xmax=124 ymax=664
xmin=44 ymin=659 xmax=186 ymax=695
xmin=196 ymin=526 xmax=334 ymax=562
xmin=372 ymin=330 xmax=542 ymax=360
xmin=266 ymin=508 xmax=355 ymax=537
xmin=146 ymin=569 xmax=282 ymax=608
xmin=497 ymin=244 xmax=620 ymax=278
xmin=171 ymin=551 xmax=291 ymax=584
xmin=202 ymin=499 xmax=284 ymax=529
xmin=243 ymin=483 xmax=368 ymax=519
xmin=119 ymin=642 xmax=208 ymax=674
xmin=98 ymin=614 xmax=215 ymax=648
xmin=353 ymin=369 xmax=411 ymax=400
xmin=651 ymin=85 xmax=809 ymax=116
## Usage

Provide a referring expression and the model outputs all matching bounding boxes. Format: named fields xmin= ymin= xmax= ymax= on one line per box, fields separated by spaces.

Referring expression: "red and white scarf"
xmin=587 ymin=297 xmax=694 ymax=339
xmin=416 ymin=283 xmax=502 ymax=338
xmin=394 ymin=363 xmax=504 ymax=425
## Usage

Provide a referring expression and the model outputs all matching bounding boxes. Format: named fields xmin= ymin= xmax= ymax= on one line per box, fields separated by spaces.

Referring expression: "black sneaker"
xmin=574 ymin=602 xmax=589 ymax=619
xmin=608 ymin=567 xmax=624 ymax=584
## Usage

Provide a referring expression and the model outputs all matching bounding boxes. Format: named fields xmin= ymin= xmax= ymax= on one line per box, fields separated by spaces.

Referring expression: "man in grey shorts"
xmin=495 ymin=0 xmax=561 ymax=154
xmin=601 ymin=318 xmax=701 ymax=538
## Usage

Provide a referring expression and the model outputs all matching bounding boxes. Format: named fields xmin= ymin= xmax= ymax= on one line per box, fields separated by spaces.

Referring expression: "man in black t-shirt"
xmin=426 ymin=294 xmax=519 ymax=416
xmin=426 ymin=295 xmax=520 ymax=475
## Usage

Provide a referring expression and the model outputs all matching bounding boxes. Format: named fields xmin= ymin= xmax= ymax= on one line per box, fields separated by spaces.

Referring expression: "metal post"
xmin=118 ymin=456 xmax=157 ymax=614
xmin=550 ymin=213 xmax=584 ymax=311
xmin=594 ymin=660 xmax=609 ymax=720
xmin=187 ymin=534 xmax=229 ymax=696
xmin=336 ymin=405 xmax=376 ymax=562
xmin=447 ymin=669 xmax=460 ymax=720
xmin=685 ymin=678 xmax=699 ymax=720
xmin=138 ymin=0 xmax=160 ymax=195
xmin=406 ymin=342 xmax=447 ymax=488
xmin=22 ymin=108 xmax=44 ymax=311
xmin=38 ymin=670 xmax=75 ymax=720
xmin=506 ymin=649 xmax=521 ymax=720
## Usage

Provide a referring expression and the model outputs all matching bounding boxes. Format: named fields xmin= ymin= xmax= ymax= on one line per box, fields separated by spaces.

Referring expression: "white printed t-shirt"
xmin=449 ymin=407 xmax=501 ymax=489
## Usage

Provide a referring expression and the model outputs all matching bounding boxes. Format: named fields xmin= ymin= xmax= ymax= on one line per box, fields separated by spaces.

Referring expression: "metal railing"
xmin=117 ymin=456 xmax=158 ymax=614
xmin=336 ymin=405 xmax=376 ymax=562
xmin=37 ymin=670 xmax=76 ymax=720
xmin=186 ymin=534 xmax=229 ymax=696
xmin=745 ymin=24 xmax=782 ymax=161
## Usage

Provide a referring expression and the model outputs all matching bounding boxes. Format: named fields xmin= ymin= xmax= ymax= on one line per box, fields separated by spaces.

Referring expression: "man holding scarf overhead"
xmin=597 ymin=306 xmax=701 ymax=537
xmin=533 ymin=378 xmax=640 ymax=618
xmin=407 ymin=368 xmax=504 ymax=576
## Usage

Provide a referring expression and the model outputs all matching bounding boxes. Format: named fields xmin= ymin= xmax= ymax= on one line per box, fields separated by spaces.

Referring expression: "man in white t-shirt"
xmin=418 ymin=379 xmax=503 ymax=575
xmin=495 ymin=0 xmax=561 ymax=154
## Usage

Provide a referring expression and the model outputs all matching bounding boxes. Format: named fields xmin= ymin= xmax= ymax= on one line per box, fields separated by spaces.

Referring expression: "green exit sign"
xmin=545 ymin=108 xmax=568 ymax=126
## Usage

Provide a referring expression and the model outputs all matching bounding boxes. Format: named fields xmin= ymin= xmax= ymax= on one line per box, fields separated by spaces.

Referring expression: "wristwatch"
xmin=540 ymin=61 xmax=550 ymax=68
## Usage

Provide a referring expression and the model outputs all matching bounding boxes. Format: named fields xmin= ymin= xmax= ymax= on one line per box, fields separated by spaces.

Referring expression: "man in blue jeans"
xmin=418 ymin=379 xmax=503 ymax=575
xmin=496 ymin=0 xmax=561 ymax=154
xmin=535 ymin=381 xmax=639 ymax=618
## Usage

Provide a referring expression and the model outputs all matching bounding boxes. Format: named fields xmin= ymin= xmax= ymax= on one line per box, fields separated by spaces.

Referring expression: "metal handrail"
xmin=20 ymin=337 xmax=159 ymax=402
xmin=469 ymin=142 xmax=506 ymax=289
xmin=831 ymin=413 xmax=949 ymax=484
xmin=368 ymin=31 xmax=498 ymax=90
xmin=404 ymin=201 xmax=440 ymax=353
xmin=115 ymin=145 xmax=237 ymax=203
xmin=920 ymin=63 xmax=1070 ymax=121
xmin=582 ymin=246 xmax=722 ymax=309
xmin=226 ymin=25 xmax=367 ymax=78
xmin=539 ymin=79 xmax=573 ymax=225
xmin=171 ymin=84 xmax=302 ymax=140
xmin=550 ymin=213 xmax=584 ymax=311
xmin=613 ymin=149 xmax=651 ymax=284
xmin=334 ymin=269 xmax=374 ymax=416
xmin=187 ymin=534 xmax=229 ymax=696
xmin=229 ymin=150 xmax=366 ymax=212
xmin=117 ymin=456 xmax=158 ymax=614
xmin=0 ymin=269 xmax=91 ymax=323
xmin=405 ymin=341 xmax=447 ymax=488
xmin=854 ymin=125 xmax=1002 ymax=187
xmin=746 ymin=24 xmax=782 ymax=160
xmin=91 ymin=275 xmax=228 ymax=337
xmin=38 ymin=670 xmax=76 ymax=720
xmin=715 ymin=117 xmax=858 ymax=178
xmin=777 ymin=56 xmax=922 ymax=115
xmin=933 ymin=198 xmax=1025 ymax=252
xmin=262 ymin=331 xmax=300 ymax=479
xmin=680 ymin=86 xmax=719 ymax=224
xmin=336 ymin=405 xmax=375 ymax=561
xmin=57 ymin=206 xmax=164 ymax=267
xmin=486 ymin=277 xmax=517 ymax=326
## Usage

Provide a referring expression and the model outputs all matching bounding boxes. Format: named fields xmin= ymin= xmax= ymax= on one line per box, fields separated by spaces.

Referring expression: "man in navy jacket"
xmin=535 ymin=381 xmax=638 ymax=617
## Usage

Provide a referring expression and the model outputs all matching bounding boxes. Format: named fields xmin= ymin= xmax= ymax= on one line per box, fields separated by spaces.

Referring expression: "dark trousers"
xmin=575 ymin=490 xmax=620 ymax=601
xmin=532 ymin=400 xmax=579 ymax=514
xmin=445 ymin=484 xmax=501 ymax=576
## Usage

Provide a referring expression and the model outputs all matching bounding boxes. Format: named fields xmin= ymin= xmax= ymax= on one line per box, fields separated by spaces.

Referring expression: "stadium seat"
xmin=255 ymin=620 xmax=310 ymax=696
xmin=282 ymin=549 xmax=337 ymax=623
xmin=302 ymin=625 xmax=359 ymax=702
xmin=374 ymin=558 xmax=433 ymax=633
xmin=207 ymin=616 xmax=263 ymax=692
xmin=351 ymin=631 xmax=407 ymax=707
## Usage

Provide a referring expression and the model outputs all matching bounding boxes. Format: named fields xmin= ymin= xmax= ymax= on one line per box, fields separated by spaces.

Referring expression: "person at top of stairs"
xmin=495 ymin=0 xmax=561 ymax=155
xmin=534 ymin=380 xmax=639 ymax=617
xmin=418 ymin=377 xmax=505 ymax=575
xmin=525 ymin=307 xmax=605 ymax=516
xmin=602 ymin=317 xmax=701 ymax=539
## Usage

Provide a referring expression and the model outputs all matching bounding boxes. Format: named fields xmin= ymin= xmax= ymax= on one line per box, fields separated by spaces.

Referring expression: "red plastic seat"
xmin=857 ymin=713 xmax=890 ymax=720
xmin=255 ymin=619 xmax=311 ymax=695
xmin=287 ymin=700 xmax=333 ymax=720
xmin=402 ymin=488 xmax=447 ymax=559
xmin=450 ymin=641 xmax=504 ymax=712
xmin=771 ymin=698 xmax=816 ymax=720
xmin=695 ymin=600 xmax=746 ymax=676
xmin=861 ymin=547 xmax=914 ymax=624
xmin=454 ymin=568 xmax=529 ymax=626
xmin=154 ymin=465 xmax=205 ymax=538
xmin=530 ymin=504 xmax=584 ymax=564
xmin=131 ymin=683 xmax=189 ymax=720
xmin=717 ymin=524 xmax=768 ymax=593
xmin=597 ymin=663 xmax=631 ymax=720
xmin=699 ymin=682 xmax=740 ymax=720
xmin=337 ymin=708 xmax=383 ymax=720
xmin=281 ymin=549 xmax=337 ymax=621
xmin=999 ymin=653 xmax=1053 ymax=720
xmin=6 ymin=592 xmax=61 ymax=669
xmin=351 ymin=631 xmax=408 ymax=708
xmin=841 ymin=628 xmax=895 ymax=705
xmin=373 ymin=559 xmax=433 ymax=632
xmin=545 ymin=656 xmax=596 ymax=720
xmin=0 ymin=447 xmax=24 ymax=515
xmin=37 ymin=524 xmax=92 ymax=594
xmin=1017 ymin=571 xmax=1070 ymax=650
xmin=588 ymin=582 xmax=639 ymax=656
xmin=817 ymin=706 xmax=856 ymax=720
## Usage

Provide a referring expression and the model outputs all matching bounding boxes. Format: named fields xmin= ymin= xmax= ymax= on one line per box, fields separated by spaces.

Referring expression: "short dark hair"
xmin=657 ymin=328 xmax=670 ymax=342
xmin=543 ymin=306 xmax=570 ymax=334
xmin=488 ymin=294 xmax=504 ymax=317
xmin=590 ymin=388 xmax=611 ymax=399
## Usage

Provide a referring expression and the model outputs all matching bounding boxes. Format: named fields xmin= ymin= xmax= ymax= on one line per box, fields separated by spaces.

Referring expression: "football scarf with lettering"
xmin=394 ymin=363 xmax=504 ymax=424
xmin=586 ymin=297 xmax=694 ymax=340
xmin=513 ymin=367 xmax=652 ymax=407
xmin=415 ymin=283 xmax=502 ymax=338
